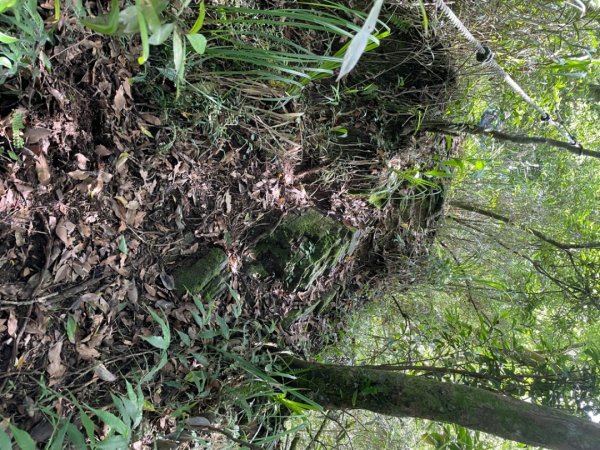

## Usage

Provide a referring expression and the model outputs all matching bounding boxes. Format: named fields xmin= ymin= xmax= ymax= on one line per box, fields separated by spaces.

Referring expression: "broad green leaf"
xmin=227 ymin=284 xmax=240 ymax=301
xmin=0 ymin=0 xmax=17 ymax=13
xmin=176 ymin=329 xmax=191 ymax=346
xmin=186 ymin=33 xmax=207 ymax=55
xmin=418 ymin=0 xmax=428 ymax=36
xmin=48 ymin=421 xmax=68 ymax=450
xmin=189 ymin=0 xmax=205 ymax=34
xmin=119 ymin=5 xmax=139 ymax=34
xmin=147 ymin=308 xmax=171 ymax=344
xmin=118 ymin=236 xmax=128 ymax=254
xmin=215 ymin=315 xmax=230 ymax=339
xmin=0 ymin=56 xmax=12 ymax=69
xmin=148 ymin=23 xmax=174 ymax=45
xmin=110 ymin=395 xmax=131 ymax=430
xmin=90 ymin=408 xmax=129 ymax=437
xmin=141 ymin=308 xmax=170 ymax=350
xmin=96 ymin=434 xmax=130 ymax=450
xmin=141 ymin=335 xmax=168 ymax=349
xmin=425 ymin=169 xmax=452 ymax=178
xmin=79 ymin=408 xmax=96 ymax=441
xmin=197 ymin=329 xmax=220 ymax=340
xmin=9 ymin=425 xmax=35 ymax=450
xmin=125 ymin=381 xmax=144 ymax=428
xmin=81 ymin=0 xmax=120 ymax=35
xmin=65 ymin=422 xmax=87 ymax=449
xmin=66 ymin=315 xmax=77 ymax=343
xmin=274 ymin=394 xmax=320 ymax=414
xmin=0 ymin=428 xmax=11 ymax=450
xmin=0 ymin=32 xmax=17 ymax=44
xmin=140 ymin=350 xmax=167 ymax=383
xmin=138 ymin=0 xmax=161 ymax=32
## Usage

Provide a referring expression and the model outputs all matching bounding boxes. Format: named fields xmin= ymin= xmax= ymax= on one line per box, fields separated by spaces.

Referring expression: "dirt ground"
xmin=0 ymin=5 xmax=454 ymax=445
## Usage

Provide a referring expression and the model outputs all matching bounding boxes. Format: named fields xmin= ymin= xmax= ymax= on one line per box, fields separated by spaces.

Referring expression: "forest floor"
xmin=0 ymin=3 xmax=456 ymax=447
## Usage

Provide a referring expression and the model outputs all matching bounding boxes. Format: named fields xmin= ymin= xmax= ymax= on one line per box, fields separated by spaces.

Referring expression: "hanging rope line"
xmin=434 ymin=0 xmax=580 ymax=147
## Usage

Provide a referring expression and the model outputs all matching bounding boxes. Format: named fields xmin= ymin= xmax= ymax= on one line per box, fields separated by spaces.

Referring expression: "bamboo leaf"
xmin=90 ymin=408 xmax=129 ymax=437
xmin=189 ymin=0 xmax=206 ymax=34
xmin=81 ymin=0 xmax=120 ymax=35
xmin=0 ymin=32 xmax=17 ymax=44
xmin=9 ymin=425 xmax=35 ymax=450
xmin=136 ymin=1 xmax=150 ymax=64
xmin=337 ymin=0 xmax=384 ymax=80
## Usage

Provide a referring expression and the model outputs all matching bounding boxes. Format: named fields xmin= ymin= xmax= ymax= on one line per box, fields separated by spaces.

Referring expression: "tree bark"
xmin=288 ymin=359 xmax=600 ymax=450
xmin=450 ymin=200 xmax=600 ymax=250
xmin=420 ymin=120 xmax=600 ymax=159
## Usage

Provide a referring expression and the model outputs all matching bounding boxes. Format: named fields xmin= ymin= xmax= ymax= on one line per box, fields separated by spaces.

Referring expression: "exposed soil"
xmin=0 ymin=4 xmax=456 ymax=445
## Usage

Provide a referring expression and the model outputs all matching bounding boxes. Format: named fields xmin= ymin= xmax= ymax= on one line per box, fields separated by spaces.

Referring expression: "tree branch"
xmin=450 ymin=200 xmax=600 ymax=250
xmin=421 ymin=120 xmax=600 ymax=159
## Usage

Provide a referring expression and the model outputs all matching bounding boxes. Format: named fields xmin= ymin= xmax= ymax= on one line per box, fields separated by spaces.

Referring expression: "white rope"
xmin=434 ymin=0 xmax=579 ymax=146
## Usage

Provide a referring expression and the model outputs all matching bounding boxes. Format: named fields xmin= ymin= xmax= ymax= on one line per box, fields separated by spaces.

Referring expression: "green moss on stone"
xmin=174 ymin=248 xmax=229 ymax=296
xmin=250 ymin=209 xmax=360 ymax=290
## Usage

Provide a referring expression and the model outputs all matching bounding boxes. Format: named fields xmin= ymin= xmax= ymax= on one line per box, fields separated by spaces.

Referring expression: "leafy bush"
xmin=0 ymin=0 xmax=55 ymax=84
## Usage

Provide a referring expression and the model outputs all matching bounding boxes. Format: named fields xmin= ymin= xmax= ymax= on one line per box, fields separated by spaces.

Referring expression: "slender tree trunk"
xmin=420 ymin=120 xmax=600 ymax=159
xmin=288 ymin=359 xmax=600 ymax=450
xmin=450 ymin=200 xmax=600 ymax=250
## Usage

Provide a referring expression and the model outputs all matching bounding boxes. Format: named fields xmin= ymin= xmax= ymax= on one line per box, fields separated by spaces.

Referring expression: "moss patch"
xmin=250 ymin=209 xmax=360 ymax=290
xmin=173 ymin=248 xmax=229 ymax=297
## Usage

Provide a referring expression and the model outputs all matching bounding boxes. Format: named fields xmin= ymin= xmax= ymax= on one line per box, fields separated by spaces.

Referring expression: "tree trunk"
xmin=288 ymin=359 xmax=600 ymax=450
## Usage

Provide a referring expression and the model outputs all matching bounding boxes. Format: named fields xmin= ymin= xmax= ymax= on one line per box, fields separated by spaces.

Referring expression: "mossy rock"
xmin=249 ymin=209 xmax=360 ymax=291
xmin=173 ymin=248 xmax=229 ymax=297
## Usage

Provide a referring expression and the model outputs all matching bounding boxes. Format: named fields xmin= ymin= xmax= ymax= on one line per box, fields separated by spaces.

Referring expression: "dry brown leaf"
xmin=113 ymin=85 xmax=126 ymax=115
xmin=7 ymin=310 xmax=17 ymax=337
xmin=187 ymin=416 xmax=211 ymax=427
xmin=47 ymin=340 xmax=66 ymax=384
xmin=140 ymin=113 xmax=161 ymax=126
xmin=76 ymin=343 xmax=101 ymax=360
xmin=35 ymin=154 xmax=52 ymax=185
xmin=55 ymin=217 xmax=72 ymax=247
xmin=159 ymin=270 xmax=175 ymax=291
xmin=74 ymin=153 xmax=89 ymax=170
xmin=23 ymin=127 xmax=52 ymax=144
xmin=53 ymin=263 xmax=71 ymax=283
xmin=95 ymin=144 xmax=113 ymax=156
xmin=67 ymin=169 xmax=91 ymax=181
xmin=92 ymin=171 xmax=113 ymax=196
xmin=115 ymin=152 xmax=129 ymax=174
xmin=48 ymin=88 xmax=66 ymax=108
xmin=225 ymin=190 xmax=232 ymax=213
xmin=111 ymin=199 xmax=127 ymax=222
xmin=123 ymin=78 xmax=132 ymax=99
xmin=127 ymin=279 xmax=139 ymax=304
xmin=94 ymin=363 xmax=117 ymax=382
xmin=144 ymin=283 xmax=157 ymax=297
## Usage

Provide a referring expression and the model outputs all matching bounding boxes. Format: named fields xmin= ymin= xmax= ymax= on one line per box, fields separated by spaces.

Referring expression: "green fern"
xmin=11 ymin=111 xmax=24 ymax=149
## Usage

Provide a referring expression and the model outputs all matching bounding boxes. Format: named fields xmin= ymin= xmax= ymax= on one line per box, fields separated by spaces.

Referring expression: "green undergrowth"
xmin=0 ymin=0 xmax=55 ymax=84
xmin=0 ymin=289 xmax=320 ymax=449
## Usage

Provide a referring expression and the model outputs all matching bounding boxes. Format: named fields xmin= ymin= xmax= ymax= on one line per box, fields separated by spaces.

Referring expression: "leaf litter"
xmin=0 ymin=3 xmax=454 ymax=446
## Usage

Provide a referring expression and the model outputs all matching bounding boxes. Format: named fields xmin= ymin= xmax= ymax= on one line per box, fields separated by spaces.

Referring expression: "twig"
xmin=195 ymin=424 xmax=263 ymax=450
xmin=0 ymin=275 xmax=107 ymax=307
